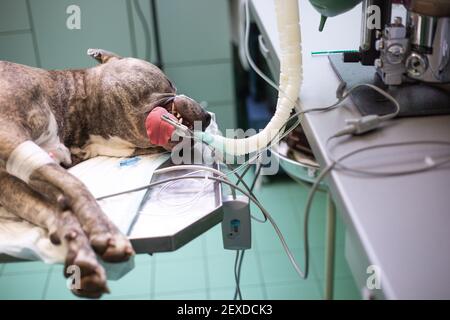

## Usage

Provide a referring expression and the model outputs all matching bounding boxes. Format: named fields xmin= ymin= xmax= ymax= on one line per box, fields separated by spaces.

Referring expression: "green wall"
xmin=0 ymin=0 xmax=237 ymax=130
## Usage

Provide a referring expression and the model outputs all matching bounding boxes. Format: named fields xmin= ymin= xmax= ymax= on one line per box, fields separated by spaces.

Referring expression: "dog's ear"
xmin=87 ymin=48 xmax=122 ymax=64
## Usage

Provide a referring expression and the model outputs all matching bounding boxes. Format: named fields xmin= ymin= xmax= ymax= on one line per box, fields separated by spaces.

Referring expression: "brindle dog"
xmin=0 ymin=49 xmax=211 ymax=298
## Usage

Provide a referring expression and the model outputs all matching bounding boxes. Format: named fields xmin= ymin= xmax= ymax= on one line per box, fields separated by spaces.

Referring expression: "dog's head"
xmin=144 ymin=93 xmax=212 ymax=132
xmin=87 ymin=49 xmax=211 ymax=149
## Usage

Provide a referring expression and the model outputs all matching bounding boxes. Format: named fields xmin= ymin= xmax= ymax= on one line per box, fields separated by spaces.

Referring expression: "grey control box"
xmin=221 ymin=195 xmax=251 ymax=250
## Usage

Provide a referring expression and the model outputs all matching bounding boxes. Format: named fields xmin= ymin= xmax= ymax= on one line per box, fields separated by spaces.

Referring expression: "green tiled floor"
xmin=0 ymin=176 xmax=360 ymax=300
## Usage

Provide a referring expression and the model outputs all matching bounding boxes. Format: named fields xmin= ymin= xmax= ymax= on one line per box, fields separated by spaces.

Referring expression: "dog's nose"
xmin=203 ymin=112 xmax=212 ymax=130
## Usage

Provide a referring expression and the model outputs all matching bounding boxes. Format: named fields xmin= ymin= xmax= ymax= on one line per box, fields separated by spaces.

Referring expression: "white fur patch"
xmin=35 ymin=113 xmax=72 ymax=166
xmin=6 ymin=141 xmax=55 ymax=183
xmin=71 ymin=135 xmax=135 ymax=160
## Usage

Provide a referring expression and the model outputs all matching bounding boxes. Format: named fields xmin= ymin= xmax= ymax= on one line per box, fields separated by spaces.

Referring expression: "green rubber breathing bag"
xmin=309 ymin=0 xmax=363 ymax=31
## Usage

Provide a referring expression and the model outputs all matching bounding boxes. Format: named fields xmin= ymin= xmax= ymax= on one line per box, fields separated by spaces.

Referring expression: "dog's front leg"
xmin=0 ymin=125 xmax=134 ymax=263
xmin=0 ymin=170 xmax=109 ymax=298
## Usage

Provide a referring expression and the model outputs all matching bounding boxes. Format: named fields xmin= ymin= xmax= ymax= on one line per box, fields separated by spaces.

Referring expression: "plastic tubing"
xmin=195 ymin=0 xmax=302 ymax=156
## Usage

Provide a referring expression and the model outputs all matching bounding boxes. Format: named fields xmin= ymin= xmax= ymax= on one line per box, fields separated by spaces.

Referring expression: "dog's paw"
xmin=64 ymin=231 xmax=109 ymax=298
xmin=48 ymin=144 xmax=72 ymax=166
xmin=89 ymin=229 xmax=135 ymax=263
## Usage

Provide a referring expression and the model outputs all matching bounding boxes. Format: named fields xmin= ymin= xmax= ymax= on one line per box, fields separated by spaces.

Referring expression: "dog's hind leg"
xmin=0 ymin=122 xmax=134 ymax=263
xmin=0 ymin=169 xmax=109 ymax=298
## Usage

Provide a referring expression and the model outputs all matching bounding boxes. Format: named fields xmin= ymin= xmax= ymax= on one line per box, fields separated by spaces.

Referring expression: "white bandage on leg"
xmin=6 ymin=141 xmax=55 ymax=183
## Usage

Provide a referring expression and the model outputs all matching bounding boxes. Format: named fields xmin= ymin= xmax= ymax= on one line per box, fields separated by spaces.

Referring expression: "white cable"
xmin=154 ymin=171 xmax=209 ymax=210
xmin=154 ymin=165 xmax=236 ymax=199
xmin=243 ymin=0 xmax=287 ymax=98
xmin=234 ymin=250 xmax=243 ymax=300
xmin=327 ymin=139 xmax=450 ymax=177
xmin=6 ymin=141 xmax=55 ymax=183
xmin=154 ymin=165 xmax=229 ymax=181
xmin=238 ymin=0 xmax=250 ymax=71
xmin=303 ymin=140 xmax=450 ymax=255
